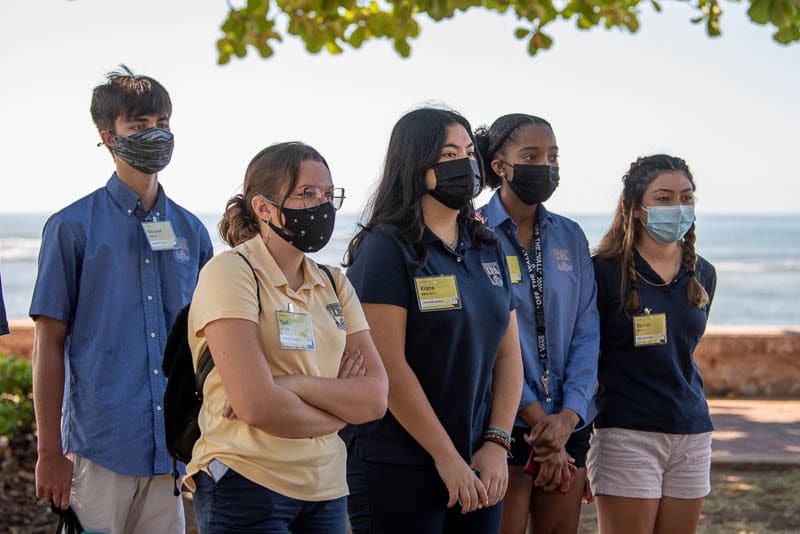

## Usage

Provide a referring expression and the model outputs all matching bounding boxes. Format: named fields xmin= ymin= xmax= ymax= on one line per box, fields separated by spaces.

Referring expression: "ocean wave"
xmin=715 ymin=260 xmax=800 ymax=273
xmin=0 ymin=238 xmax=40 ymax=262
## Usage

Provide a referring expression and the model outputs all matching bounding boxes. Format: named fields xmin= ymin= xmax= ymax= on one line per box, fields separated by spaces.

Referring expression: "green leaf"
xmin=394 ymin=38 xmax=411 ymax=57
xmin=774 ymin=24 xmax=800 ymax=42
xmin=651 ymin=0 xmax=662 ymax=12
xmin=515 ymin=27 xmax=530 ymax=39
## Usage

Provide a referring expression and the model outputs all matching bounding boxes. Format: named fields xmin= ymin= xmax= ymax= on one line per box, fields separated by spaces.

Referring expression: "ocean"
xmin=1 ymin=212 xmax=798 ymax=326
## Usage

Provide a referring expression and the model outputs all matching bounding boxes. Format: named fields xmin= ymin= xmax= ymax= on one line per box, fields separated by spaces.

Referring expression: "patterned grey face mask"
xmin=113 ymin=127 xmax=174 ymax=174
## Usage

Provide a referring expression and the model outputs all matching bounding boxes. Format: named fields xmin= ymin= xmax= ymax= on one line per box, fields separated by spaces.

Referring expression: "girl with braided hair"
xmin=589 ymin=154 xmax=717 ymax=534
xmin=476 ymin=114 xmax=600 ymax=534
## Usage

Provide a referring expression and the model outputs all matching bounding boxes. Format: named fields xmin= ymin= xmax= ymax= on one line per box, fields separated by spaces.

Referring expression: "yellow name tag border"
xmin=414 ymin=275 xmax=462 ymax=312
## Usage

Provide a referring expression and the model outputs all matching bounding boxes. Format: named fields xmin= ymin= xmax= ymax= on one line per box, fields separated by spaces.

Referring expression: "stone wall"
xmin=2 ymin=320 xmax=799 ymax=397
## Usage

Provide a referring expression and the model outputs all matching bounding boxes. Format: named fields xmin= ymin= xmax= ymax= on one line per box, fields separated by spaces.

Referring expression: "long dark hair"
xmin=594 ymin=154 xmax=709 ymax=311
xmin=219 ymin=142 xmax=329 ymax=247
xmin=345 ymin=107 xmax=496 ymax=269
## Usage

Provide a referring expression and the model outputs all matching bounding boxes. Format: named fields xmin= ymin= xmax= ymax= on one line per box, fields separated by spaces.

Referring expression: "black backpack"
xmin=161 ymin=251 xmax=336 ymax=494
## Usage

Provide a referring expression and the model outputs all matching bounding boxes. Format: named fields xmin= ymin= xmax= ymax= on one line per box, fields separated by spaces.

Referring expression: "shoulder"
xmin=355 ymin=224 xmax=409 ymax=257
xmin=199 ymin=249 xmax=250 ymax=283
xmin=592 ymin=254 xmax=620 ymax=280
xmin=546 ymin=211 xmax=588 ymax=241
xmin=694 ymin=254 xmax=716 ymax=284
xmin=48 ymin=187 xmax=106 ymax=226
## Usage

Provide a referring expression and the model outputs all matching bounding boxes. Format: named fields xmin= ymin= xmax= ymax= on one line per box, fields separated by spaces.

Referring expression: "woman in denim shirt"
xmin=477 ymin=114 xmax=600 ymax=534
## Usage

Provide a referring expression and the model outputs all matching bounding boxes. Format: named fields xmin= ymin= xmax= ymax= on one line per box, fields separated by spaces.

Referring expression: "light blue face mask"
xmin=643 ymin=205 xmax=695 ymax=243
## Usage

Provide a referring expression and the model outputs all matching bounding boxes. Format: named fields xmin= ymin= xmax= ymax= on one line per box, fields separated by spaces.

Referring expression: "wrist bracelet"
xmin=483 ymin=432 xmax=511 ymax=452
xmin=484 ymin=427 xmax=512 ymax=443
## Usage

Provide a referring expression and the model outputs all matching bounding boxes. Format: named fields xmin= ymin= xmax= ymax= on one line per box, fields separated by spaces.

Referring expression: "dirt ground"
xmin=3 ymin=435 xmax=798 ymax=533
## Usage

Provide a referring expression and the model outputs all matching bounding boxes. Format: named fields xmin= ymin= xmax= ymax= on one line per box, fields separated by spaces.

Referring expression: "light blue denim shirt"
xmin=30 ymin=174 xmax=213 ymax=476
xmin=480 ymin=192 xmax=600 ymax=429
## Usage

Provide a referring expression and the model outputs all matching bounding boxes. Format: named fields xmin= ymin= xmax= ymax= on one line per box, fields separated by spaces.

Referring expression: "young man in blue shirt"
xmin=30 ymin=66 xmax=213 ymax=533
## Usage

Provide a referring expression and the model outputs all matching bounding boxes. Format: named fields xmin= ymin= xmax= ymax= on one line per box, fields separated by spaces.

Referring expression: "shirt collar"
xmin=105 ymin=173 xmax=169 ymax=219
xmin=483 ymin=190 xmax=555 ymax=230
xmin=634 ymin=248 xmax=689 ymax=283
xmin=421 ymin=220 xmax=475 ymax=252
xmin=242 ymin=235 xmax=328 ymax=291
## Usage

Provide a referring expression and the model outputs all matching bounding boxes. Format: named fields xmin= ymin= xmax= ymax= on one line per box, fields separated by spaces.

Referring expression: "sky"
xmin=1 ymin=1 xmax=798 ymax=217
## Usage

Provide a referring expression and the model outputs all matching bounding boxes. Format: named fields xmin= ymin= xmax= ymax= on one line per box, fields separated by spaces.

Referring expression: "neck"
xmin=421 ymin=194 xmax=459 ymax=244
xmin=499 ymin=187 xmax=537 ymax=228
xmin=116 ymin=163 xmax=159 ymax=212
xmin=263 ymin=226 xmax=305 ymax=285
xmin=635 ymin=228 xmax=680 ymax=263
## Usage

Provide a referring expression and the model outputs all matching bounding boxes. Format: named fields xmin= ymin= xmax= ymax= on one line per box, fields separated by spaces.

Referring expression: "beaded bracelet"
xmin=484 ymin=427 xmax=512 ymax=444
xmin=484 ymin=433 xmax=511 ymax=451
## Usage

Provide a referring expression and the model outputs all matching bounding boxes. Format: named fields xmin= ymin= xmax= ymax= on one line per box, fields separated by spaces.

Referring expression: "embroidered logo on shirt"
xmin=173 ymin=237 xmax=191 ymax=264
xmin=326 ymin=303 xmax=347 ymax=330
xmin=482 ymin=262 xmax=504 ymax=287
xmin=553 ymin=249 xmax=573 ymax=272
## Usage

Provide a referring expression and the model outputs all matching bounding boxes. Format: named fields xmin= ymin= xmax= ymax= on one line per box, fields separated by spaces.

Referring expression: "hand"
xmin=35 ymin=451 xmax=74 ymax=510
xmin=470 ymin=441 xmax=509 ymax=506
xmin=531 ymin=448 xmax=575 ymax=492
xmin=434 ymin=451 xmax=489 ymax=514
xmin=583 ymin=477 xmax=595 ymax=504
xmin=527 ymin=410 xmax=579 ymax=452
xmin=338 ymin=349 xmax=366 ymax=378
xmin=222 ymin=399 xmax=238 ymax=419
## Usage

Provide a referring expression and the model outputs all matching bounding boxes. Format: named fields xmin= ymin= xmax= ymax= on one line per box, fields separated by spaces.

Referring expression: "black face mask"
xmin=429 ymin=158 xmax=482 ymax=211
xmin=505 ymin=164 xmax=559 ymax=205
xmin=266 ymin=202 xmax=336 ymax=253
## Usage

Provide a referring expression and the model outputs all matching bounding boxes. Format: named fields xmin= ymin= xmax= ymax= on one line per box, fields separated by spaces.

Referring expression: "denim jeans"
xmin=193 ymin=466 xmax=347 ymax=533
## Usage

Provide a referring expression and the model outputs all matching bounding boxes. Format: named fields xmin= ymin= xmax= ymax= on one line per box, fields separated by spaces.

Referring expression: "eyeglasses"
xmin=289 ymin=186 xmax=345 ymax=211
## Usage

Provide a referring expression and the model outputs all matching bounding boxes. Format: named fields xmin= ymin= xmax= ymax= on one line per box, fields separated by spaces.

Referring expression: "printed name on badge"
xmin=276 ymin=311 xmax=316 ymax=350
xmin=633 ymin=312 xmax=668 ymax=347
xmin=141 ymin=221 xmax=179 ymax=251
xmin=414 ymin=275 xmax=462 ymax=312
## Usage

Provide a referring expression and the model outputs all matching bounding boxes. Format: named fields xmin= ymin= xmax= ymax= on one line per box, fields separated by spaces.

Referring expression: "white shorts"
xmin=70 ymin=455 xmax=185 ymax=534
xmin=587 ymin=428 xmax=712 ymax=500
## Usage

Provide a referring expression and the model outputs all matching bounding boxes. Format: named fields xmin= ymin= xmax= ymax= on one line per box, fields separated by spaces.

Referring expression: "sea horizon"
xmin=2 ymin=212 xmax=799 ymax=327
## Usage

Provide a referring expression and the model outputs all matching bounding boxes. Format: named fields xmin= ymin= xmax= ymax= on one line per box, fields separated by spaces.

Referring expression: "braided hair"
xmin=474 ymin=114 xmax=553 ymax=189
xmin=594 ymin=154 xmax=709 ymax=312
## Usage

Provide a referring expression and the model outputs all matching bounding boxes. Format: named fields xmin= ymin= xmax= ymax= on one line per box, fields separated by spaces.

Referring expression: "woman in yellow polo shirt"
xmin=185 ymin=142 xmax=388 ymax=532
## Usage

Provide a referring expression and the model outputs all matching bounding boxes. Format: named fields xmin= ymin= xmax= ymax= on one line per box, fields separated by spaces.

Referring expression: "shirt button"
xmin=156 ymin=405 xmax=162 ymax=411
xmin=150 ymin=332 xmax=156 ymax=338
xmin=145 ymin=258 xmax=151 ymax=264
xmin=127 ymin=209 xmax=132 ymax=215
xmin=153 ymin=369 xmax=159 ymax=375
xmin=546 ymin=396 xmax=552 ymax=403
xmin=147 ymin=295 xmax=153 ymax=301
xmin=456 ymin=257 xmax=463 ymax=263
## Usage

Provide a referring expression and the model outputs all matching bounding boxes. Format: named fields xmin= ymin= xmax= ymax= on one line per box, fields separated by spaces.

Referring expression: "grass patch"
xmin=577 ymin=466 xmax=800 ymax=533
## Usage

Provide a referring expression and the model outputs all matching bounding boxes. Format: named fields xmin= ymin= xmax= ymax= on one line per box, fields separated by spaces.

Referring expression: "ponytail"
xmin=682 ymin=223 xmax=710 ymax=309
xmin=219 ymin=194 xmax=260 ymax=248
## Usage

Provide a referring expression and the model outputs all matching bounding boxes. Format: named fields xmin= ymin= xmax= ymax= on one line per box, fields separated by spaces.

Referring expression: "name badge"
xmin=506 ymin=255 xmax=523 ymax=284
xmin=141 ymin=221 xmax=179 ymax=251
xmin=414 ymin=275 xmax=462 ymax=312
xmin=633 ymin=310 xmax=667 ymax=347
xmin=276 ymin=310 xmax=316 ymax=350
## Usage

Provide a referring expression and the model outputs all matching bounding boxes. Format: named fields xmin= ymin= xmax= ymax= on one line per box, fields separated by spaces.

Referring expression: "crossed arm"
xmin=205 ymin=318 xmax=387 ymax=437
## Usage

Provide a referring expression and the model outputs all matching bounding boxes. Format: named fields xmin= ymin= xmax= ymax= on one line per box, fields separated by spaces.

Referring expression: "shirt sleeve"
xmin=346 ymin=228 xmax=411 ymax=309
xmin=189 ymin=251 xmax=259 ymax=337
xmin=331 ymin=267 xmax=370 ymax=335
xmin=0 ymin=272 xmax=9 ymax=336
xmin=561 ymin=232 xmax=601 ymax=424
xmin=29 ymin=214 xmax=84 ymax=326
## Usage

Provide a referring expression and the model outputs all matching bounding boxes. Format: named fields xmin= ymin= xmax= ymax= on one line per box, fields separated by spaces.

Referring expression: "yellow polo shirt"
xmin=184 ymin=235 xmax=369 ymax=501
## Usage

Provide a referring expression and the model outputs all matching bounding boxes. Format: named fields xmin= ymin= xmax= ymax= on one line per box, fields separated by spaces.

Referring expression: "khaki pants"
xmin=70 ymin=455 xmax=185 ymax=534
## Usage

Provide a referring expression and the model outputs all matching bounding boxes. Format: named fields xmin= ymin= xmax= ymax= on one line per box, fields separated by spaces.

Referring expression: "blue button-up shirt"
xmin=0 ymin=272 xmax=8 ymax=336
xmin=30 ymin=174 xmax=213 ymax=476
xmin=480 ymin=192 xmax=600 ymax=428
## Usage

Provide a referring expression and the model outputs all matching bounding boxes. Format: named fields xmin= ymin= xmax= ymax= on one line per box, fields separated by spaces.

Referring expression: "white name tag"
xmin=141 ymin=221 xmax=179 ymax=251
xmin=276 ymin=310 xmax=316 ymax=350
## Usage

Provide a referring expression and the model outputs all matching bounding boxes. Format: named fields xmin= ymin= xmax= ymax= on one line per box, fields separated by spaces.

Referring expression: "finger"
xmin=544 ymin=464 xmax=562 ymax=492
xmin=339 ymin=352 xmax=356 ymax=377
xmin=457 ymin=485 xmax=472 ymax=513
xmin=535 ymin=461 xmax=552 ymax=487
xmin=446 ymin=487 xmax=459 ymax=508
xmin=559 ymin=463 xmax=572 ymax=493
xmin=358 ymin=365 xmax=366 ymax=376
xmin=474 ymin=476 xmax=489 ymax=510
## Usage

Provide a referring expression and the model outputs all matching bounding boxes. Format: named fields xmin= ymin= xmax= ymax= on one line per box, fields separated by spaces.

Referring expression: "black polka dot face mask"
xmin=267 ymin=202 xmax=336 ymax=253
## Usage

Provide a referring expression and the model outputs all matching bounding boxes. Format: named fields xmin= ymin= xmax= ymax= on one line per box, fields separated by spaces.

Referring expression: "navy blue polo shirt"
xmin=0 ymin=272 xmax=8 ymax=336
xmin=346 ymin=223 xmax=516 ymax=466
xmin=593 ymin=251 xmax=716 ymax=434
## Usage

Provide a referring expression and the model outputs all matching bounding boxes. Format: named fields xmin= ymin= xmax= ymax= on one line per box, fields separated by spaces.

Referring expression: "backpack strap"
xmin=195 ymin=251 xmax=262 ymax=391
xmin=317 ymin=263 xmax=337 ymax=295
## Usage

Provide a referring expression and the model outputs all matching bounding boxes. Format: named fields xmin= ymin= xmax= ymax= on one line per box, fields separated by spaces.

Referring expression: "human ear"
xmin=491 ymin=159 xmax=506 ymax=179
xmin=250 ymin=195 xmax=273 ymax=222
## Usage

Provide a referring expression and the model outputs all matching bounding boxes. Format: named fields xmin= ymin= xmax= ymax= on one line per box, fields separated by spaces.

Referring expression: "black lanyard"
xmin=519 ymin=217 xmax=551 ymax=397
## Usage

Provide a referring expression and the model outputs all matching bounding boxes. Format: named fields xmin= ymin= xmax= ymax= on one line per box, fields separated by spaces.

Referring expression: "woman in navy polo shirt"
xmin=344 ymin=107 xmax=523 ymax=533
xmin=589 ymin=155 xmax=716 ymax=534
xmin=475 ymin=114 xmax=600 ymax=534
